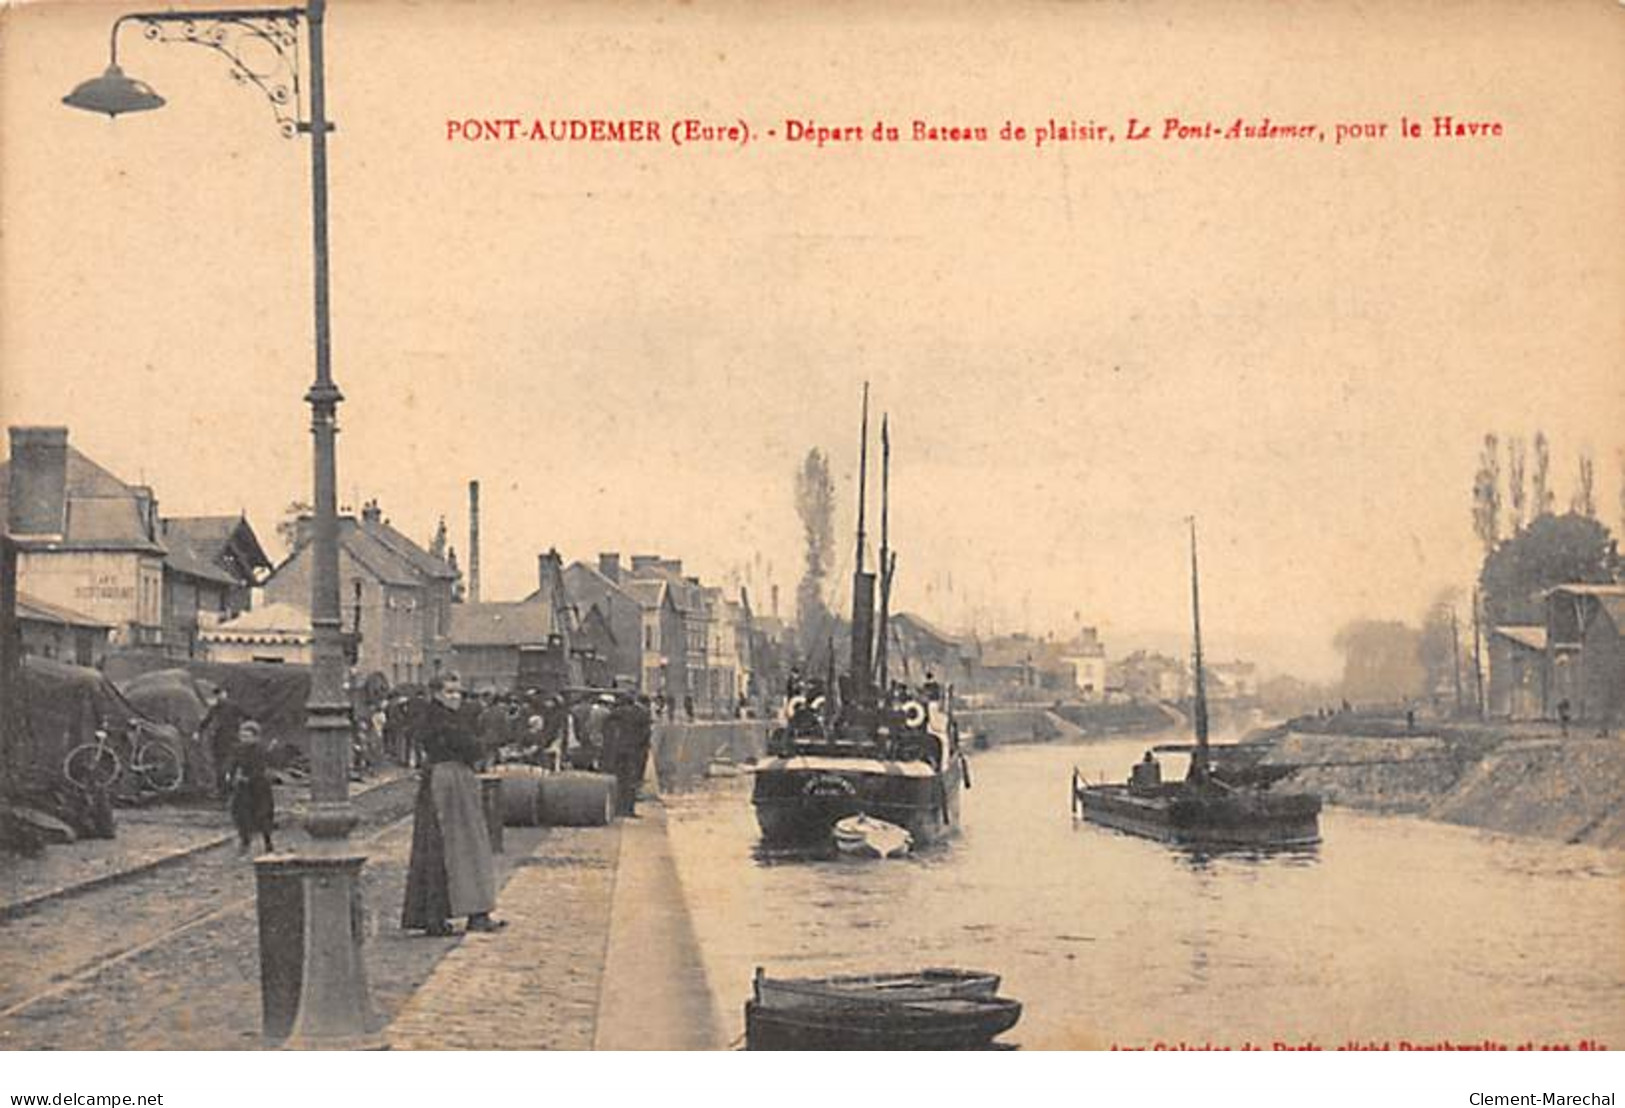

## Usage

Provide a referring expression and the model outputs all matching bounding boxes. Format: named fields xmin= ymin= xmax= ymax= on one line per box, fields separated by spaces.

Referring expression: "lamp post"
xmin=65 ymin=1 xmax=374 ymax=1048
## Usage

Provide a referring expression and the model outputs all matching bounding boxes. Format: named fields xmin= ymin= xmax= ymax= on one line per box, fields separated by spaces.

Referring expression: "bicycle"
xmin=63 ymin=720 xmax=185 ymax=795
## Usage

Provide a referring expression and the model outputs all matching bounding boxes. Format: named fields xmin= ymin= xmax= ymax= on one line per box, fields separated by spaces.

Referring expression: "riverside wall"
xmin=651 ymin=720 xmax=769 ymax=792
xmin=1262 ymin=726 xmax=1625 ymax=850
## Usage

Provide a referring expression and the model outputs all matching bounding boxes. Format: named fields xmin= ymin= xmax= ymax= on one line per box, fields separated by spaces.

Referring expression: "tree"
xmin=275 ymin=500 xmax=313 ymax=554
xmin=1531 ymin=431 xmax=1554 ymax=519
xmin=1417 ymin=588 xmax=1463 ymax=706
xmin=1333 ymin=620 xmax=1425 ymax=705
xmin=1478 ymin=512 xmax=1619 ymax=625
xmin=1471 ymin=432 xmax=1500 ymax=553
xmin=794 ymin=448 xmax=836 ymax=657
xmin=1571 ymin=450 xmax=1596 ymax=518
xmin=1506 ymin=436 xmax=1527 ymax=535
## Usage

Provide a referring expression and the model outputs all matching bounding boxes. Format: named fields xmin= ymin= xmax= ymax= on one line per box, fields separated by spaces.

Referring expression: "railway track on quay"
xmin=0 ymin=774 xmax=420 ymax=1045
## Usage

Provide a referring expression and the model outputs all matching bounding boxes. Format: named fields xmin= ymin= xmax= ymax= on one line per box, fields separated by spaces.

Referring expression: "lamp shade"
xmin=62 ymin=64 xmax=165 ymax=117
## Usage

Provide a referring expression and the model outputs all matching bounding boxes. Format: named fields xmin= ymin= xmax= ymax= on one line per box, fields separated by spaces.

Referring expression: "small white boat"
xmin=833 ymin=813 xmax=913 ymax=858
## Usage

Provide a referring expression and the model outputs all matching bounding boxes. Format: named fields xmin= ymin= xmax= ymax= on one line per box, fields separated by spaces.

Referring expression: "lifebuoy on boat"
xmin=902 ymin=700 xmax=927 ymax=729
xmin=787 ymin=695 xmax=808 ymax=717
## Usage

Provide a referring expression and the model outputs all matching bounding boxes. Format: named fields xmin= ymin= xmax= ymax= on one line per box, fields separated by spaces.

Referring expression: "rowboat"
xmin=753 ymin=966 xmax=1000 ymax=1010
xmin=744 ymin=995 xmax=1022 ymax=1050
xmin=833 ymin=814 xmax=913 ymax=858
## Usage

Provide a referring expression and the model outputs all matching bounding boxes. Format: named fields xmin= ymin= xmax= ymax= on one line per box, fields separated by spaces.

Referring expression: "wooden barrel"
xmin=539 ymin=771 xmax=617 ymax=827
xmin=495 ymin=766 xmax=547 ymax=827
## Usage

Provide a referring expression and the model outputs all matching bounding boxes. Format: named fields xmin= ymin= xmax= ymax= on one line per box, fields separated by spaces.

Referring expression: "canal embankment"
xmin=959 ymin=699 xmax=1173 ymax=748
xmin=1258 ymin=721 xmax=1625 ymax=850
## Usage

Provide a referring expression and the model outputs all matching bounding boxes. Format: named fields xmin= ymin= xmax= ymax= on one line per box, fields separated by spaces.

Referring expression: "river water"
xmin=662 ymin=733 xmax=1625 ymax=1050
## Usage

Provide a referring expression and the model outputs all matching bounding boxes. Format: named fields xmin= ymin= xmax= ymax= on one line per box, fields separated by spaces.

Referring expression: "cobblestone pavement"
xmin=0 ymin=769 xmax=411 ymax=916
xmin=386 ymin=825 xmax=623 ymax=1050
xmin=0 ymin=776 xmax=421 ymax=1048
xmin=0 ymin=773 xmax=648 ymax=1050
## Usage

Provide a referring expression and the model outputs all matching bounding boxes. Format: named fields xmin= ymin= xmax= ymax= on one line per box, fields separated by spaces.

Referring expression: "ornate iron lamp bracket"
xmin=114 ymin=8 xmax=306 ymax=137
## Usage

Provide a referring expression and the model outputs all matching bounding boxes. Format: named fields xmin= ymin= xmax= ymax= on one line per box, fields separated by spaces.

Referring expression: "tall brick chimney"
xmin=7 ymin=426 xmax=69 ymax=536
xmin=599 ymin=552 xmax=621 ymax=582
xmin=467 ymin=480 xmax=481 ymax=604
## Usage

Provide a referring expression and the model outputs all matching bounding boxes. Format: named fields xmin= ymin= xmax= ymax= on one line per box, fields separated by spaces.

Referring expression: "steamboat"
xmin=751 ymin=387 xmax=969 ymax=848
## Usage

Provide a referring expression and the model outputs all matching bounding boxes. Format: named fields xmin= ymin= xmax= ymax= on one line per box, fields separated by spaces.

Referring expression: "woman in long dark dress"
xmin=401 ymin=673 xmax=505 ymax=936
xmin=227 ymin=720 xmax=275 ymax=854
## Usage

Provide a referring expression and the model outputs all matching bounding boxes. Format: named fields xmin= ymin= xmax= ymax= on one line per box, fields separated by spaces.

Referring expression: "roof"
xmin=1490 ymin=625 xmax=1548 ymax=651
xmin=200 ymin=602 xmax=313 ymax=643
xmin=162 ymin=515 xmax=272 ymax=580
xmin=360 ymin=517 xmax=459 ymax=581
xmin=979 ymin=634 xmax=1072 ymax=672
xmin=0 ymin=446 xmax=164 ymax=553
xmin=15 ymin=592 xmax=111 ymax=630
xmin=622 ymin=577 xmax=672 ymax=611
xmin=160 ymin=518 xmax=242 ymax=587
xmin=560 ymin=562 xmax=640 ymax=613
xmin=624 ymin=561 xmax=703 ymax=613
xmin=892 ymin=611 xmax=965 ymax=647
xmin=271 ymin=517 xmax=421 ymax=589
xmin=449 ymin=601 xmax=561 ymax=647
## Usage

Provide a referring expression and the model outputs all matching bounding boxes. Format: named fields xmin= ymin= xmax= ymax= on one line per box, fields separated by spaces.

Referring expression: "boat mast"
xmin=874 ymin=414 xmax=892 ymax=701
xmin=855 ymin=383 xmax=869 ymax=575
xmin=849 ymin=384 xmax=876 ymax=709
xmin=1188 ymin=517 xmax=1211 ymax=782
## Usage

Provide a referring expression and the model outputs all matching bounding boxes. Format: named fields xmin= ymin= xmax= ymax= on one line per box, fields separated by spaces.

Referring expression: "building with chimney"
xmin=445 ymin=547 xmax=580 ymax=693
xmin=624 ymin=554 xmax=710 ymax=709
xmin=1 ymin=427 xmax=166 ymax=648
xmin=561 ymin=554 xmax=644 ymax=690
xmin=263 ymin=499 xmax=458 ymax=684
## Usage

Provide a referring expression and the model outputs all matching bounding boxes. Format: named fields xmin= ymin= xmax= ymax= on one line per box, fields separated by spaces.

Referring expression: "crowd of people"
xmin=195 ymin=675 xmax=660 ymax=937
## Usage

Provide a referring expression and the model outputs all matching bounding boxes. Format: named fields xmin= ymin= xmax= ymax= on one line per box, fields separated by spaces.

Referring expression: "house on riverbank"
xmin=1545 ymin=584 xmax=1624 ymax=726
xmin=1487 ymin=625 xmax=1547 ymax=720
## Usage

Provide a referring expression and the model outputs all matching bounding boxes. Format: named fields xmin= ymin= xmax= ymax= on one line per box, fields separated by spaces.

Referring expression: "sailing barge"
xmin=751 ymin=387 xmax=969 ymax=848
xmin=1071 ymin=521 xmax=1321 ymax=849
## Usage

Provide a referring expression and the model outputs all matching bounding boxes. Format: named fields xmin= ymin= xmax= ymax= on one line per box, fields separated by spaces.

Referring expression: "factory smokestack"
xmin=468 ymin=479 xmax=481 ymax=604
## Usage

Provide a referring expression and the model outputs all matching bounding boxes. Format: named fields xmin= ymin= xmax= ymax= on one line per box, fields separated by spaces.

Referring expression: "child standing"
xmin=227 ymin=720 xmax=276 ymax=855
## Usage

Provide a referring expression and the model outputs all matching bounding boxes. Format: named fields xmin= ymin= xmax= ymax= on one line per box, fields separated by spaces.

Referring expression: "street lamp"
xmin=65 ymin=2 xmax=373 ymax=1048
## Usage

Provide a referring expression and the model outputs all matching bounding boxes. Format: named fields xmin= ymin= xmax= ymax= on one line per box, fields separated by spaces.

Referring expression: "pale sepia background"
xmin=2 ymin=0 xmax=1624 ymax=1077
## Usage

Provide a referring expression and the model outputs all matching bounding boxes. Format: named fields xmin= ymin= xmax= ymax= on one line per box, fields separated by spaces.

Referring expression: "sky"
xmin=3 ymin=0 xmax=1622 ymax=681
